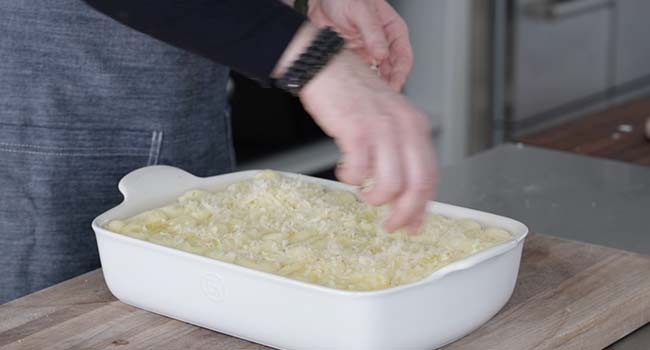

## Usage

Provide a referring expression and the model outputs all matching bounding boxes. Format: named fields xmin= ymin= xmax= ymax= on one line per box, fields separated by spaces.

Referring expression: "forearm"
xmin=83 ymin=0 xmax=305 ymax=84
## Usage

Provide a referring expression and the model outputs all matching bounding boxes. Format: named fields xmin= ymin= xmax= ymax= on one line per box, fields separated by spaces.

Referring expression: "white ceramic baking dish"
xmin=92 ymin=165 xmax=528 ymax=350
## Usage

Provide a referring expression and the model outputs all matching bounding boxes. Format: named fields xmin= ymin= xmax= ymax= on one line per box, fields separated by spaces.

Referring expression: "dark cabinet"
xmin=506 ymin=0 xmax=650 ymax=133
xmin=614 ymin=0 xmax=650 ymax=86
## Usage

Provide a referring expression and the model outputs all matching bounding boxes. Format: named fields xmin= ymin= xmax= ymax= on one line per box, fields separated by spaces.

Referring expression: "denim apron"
xmin=0 ymin=1 xmax=234 ymax=303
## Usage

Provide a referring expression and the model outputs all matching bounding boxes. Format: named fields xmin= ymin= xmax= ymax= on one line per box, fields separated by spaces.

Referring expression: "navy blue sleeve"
xmin=83 ymin=0 xmax=306 ymax=84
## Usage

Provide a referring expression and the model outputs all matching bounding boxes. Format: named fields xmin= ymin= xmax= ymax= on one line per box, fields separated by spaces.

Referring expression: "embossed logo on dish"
xmin=201 ymin=273 xmax=226 ymax=303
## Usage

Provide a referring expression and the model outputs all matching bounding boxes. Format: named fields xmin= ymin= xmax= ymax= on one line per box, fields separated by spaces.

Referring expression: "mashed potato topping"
xmin=106 ymin=170 xmax=512 ymax=291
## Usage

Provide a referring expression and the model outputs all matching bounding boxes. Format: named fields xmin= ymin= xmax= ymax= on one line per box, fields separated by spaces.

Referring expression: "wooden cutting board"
xmin=1 ymin=234 xmax=649 ymax=350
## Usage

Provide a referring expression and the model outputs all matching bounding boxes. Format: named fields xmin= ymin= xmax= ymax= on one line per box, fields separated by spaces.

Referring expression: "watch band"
xmin=274 ymin=27 xmax=345 ymax=95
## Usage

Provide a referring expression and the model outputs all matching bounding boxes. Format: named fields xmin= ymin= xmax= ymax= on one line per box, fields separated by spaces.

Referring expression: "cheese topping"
xmin=106 ymin=170 xmax=512 ymax=291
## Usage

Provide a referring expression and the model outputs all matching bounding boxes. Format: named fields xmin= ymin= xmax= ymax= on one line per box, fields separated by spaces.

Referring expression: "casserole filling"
xmin=106 ymin=170 xmax=512 ymax=291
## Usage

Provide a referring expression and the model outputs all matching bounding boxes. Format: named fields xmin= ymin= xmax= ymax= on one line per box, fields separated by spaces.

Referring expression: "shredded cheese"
xmin=106 ymin=170 xmax=512 ymax=291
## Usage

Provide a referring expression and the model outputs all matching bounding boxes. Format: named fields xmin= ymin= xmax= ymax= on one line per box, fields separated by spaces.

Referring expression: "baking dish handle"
xmin=421 ymin=238 xmax=521 ymax=282
xmin=118 ymin=165 xmax=199 ymax=202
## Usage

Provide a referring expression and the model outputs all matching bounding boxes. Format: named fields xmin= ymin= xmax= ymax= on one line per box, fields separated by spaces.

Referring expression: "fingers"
xmin=378 ymin=2 xmax=413 ymax=90
xmin=379 ymin=59 xmax=392 ymax=81
xmin=360 ymin=116 xmax=404 ymax=206
xmin=335 ymin=128 xmax=370 ymax=186
xmin=387 ymin=36 xmax=413 ymax=90
xmin=352 ymin=47 xmax=375 ymax=67
xmin=384 ymin=123 xmax=437 ymax=233
xmin=352 ymin=1 xmax=389 ymax=62
xmin=385 ymin=185 xmax=428 ymax=233
xmin=338 ymin=107 xmax=436 ymax=233
xmin=297 ymin=45 xmax=432 ymax=232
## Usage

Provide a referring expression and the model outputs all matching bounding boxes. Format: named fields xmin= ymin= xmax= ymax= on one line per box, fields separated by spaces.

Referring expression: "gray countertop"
xmin=437 ymin=143 xmax=650 ymax=349
xmin=438 ymin=143 xmax=650 ymax=255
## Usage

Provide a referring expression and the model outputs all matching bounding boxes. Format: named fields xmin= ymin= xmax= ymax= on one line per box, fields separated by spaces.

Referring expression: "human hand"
xmin=299 ymin=49 xmax=436 ymax=233
xmin=307 ymin=0 xmax=413 ymax=91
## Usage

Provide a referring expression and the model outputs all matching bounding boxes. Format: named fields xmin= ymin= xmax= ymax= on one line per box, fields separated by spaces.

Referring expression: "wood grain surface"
xmin=520 ymin=96 xmax=650 ymax=166
xmin=1 ymin=234 xmax=649 ymax=350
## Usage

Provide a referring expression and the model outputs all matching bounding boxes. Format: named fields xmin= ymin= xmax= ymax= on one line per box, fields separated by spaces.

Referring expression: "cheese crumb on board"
xmin=106 ymin=170 xmax=512 ymax=291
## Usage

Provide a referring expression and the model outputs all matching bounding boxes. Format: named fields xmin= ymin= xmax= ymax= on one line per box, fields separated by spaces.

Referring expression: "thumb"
xmin=352 ymin=2 xmax=389 ymax=61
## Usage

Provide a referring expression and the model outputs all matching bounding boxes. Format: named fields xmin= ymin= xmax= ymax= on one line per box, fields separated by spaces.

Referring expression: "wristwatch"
xmin=274 ymin=27 xmax=345 ymax=95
